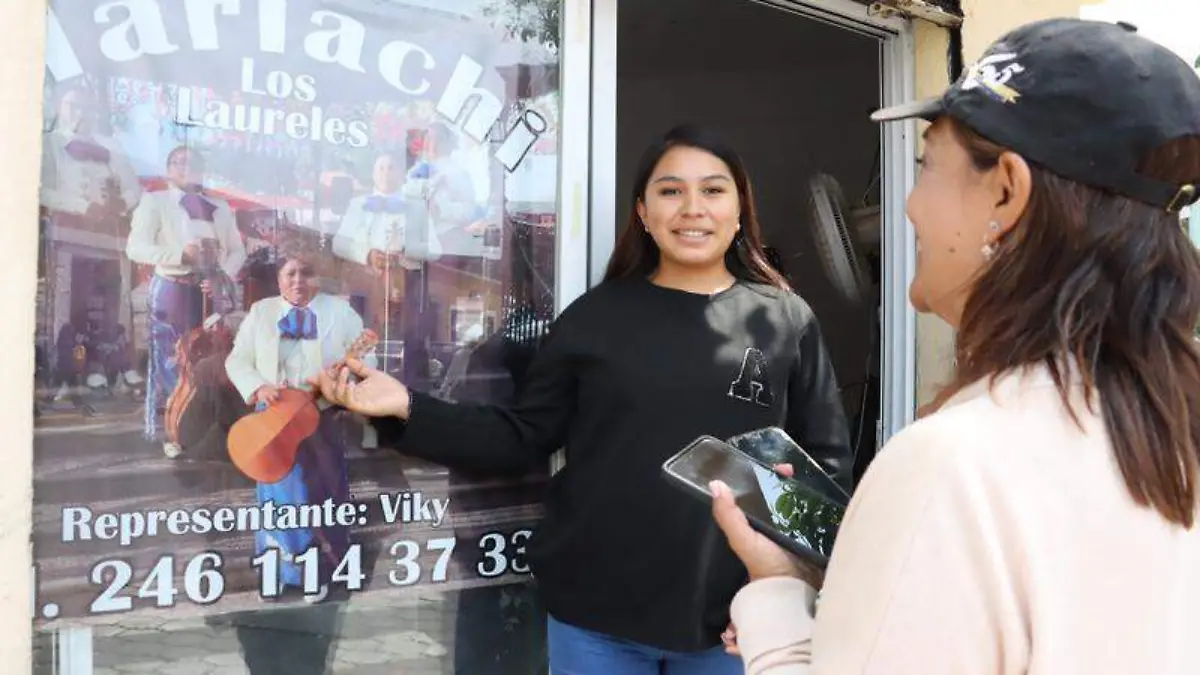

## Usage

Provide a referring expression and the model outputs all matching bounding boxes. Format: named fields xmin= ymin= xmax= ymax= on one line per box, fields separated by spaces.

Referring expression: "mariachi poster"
xmin=32 ymin=0 xmax=561 ymax=627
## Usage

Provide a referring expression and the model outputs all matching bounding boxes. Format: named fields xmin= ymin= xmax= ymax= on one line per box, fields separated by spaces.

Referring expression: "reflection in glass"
xmin=32 ymin=0 xmax=562 ymax=672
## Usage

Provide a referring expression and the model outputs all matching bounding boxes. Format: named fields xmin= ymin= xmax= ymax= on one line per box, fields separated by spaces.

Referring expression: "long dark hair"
xmin=603 ymin=124 xmax=789 ymax=289
xmin=938 ymin=118 xmax=1200 ymax=527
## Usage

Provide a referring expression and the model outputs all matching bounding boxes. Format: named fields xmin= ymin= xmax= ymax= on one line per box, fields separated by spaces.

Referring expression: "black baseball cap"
xmin=872 ymin=18 xmax=1200 ymax=212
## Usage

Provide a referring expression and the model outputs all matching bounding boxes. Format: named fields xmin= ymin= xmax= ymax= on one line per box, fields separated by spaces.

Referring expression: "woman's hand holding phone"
xmin=710 ymin=464 xmax=826 ymax=589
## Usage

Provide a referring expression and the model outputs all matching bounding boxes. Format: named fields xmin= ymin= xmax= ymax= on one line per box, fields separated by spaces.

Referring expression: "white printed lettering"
xmin=45 ymin=9 xmax=84 ymax=82
xmin=378 ymin=40 xmax=435 ymax=95
xmin=495 ymin=109 xmax=548 ymax=172
xmin=184 ymin=0 xmax=240 ymax=51
xmin=61 ymin=507 xmax=93 ymax=543
xmin=380 ymin=492 xmax=450 ymax=527
xmin=258 ymin=0 xmax=287 ymax=53
xmin=305 ymin=11 xmax=367 ymax=73
xmin=436 ymin=56 xmax=503 ymax=141
xmin=94 ymin=0 xmax=179 ymax=62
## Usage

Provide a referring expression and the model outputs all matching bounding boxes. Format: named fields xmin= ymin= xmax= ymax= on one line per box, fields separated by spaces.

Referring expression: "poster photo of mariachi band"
xmin=31 ymin=0 xmax=562 ymax=628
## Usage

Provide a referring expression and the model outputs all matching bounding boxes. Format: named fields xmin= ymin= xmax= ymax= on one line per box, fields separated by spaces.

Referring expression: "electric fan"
xmin=807 ymin=172 xmax=877 ymax=306
xmin=806 ymin=172 xmax=882 ymax=484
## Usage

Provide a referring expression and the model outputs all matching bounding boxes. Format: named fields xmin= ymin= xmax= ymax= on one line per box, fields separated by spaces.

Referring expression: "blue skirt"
xmin=254 ymin=406 xmax=352 ymax=589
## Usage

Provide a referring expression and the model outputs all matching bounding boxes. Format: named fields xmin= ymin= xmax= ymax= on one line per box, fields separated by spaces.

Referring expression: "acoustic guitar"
xmin=226 ymin=329 xmax=378 ymax=483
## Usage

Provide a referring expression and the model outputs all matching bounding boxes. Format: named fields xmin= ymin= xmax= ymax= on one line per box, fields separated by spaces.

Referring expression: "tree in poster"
xmin=483 ymin=0 xmax=560 ymax=51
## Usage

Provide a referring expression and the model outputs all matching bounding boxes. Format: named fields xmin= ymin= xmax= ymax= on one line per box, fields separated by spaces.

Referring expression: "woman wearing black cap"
xmin=710 ymin=18 xmax=1200 ymax=674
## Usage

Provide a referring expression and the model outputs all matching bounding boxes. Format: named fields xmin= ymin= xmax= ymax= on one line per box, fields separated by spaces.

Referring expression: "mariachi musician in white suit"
xmin=409 ymin=121 xmax=490 ymax=240
xmin=40 ymin=84 xmax=142 ymax=228
xmin=332 ymin=152 xmax=427 ymax=273
xmin=225 ymin=236 xmax=375 ymax=602
xmin=332 ymin=151 xmax=441 ymax=376
xmin=126 ymin=146 xmax=245 ymax=454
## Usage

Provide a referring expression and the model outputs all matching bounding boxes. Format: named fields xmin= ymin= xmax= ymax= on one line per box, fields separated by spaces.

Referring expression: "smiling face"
xmin=167 ymin=149 xmax=205 ymax=189
xmin=373 ymin=154 xmax=402 ymax=194
xmin=637 ymin=145 xmax=741 ymax=274
xmin=905 ymin=117 xmax=1029 ymax=325
xmin=277 ymin=257 xmax=317 ymax=306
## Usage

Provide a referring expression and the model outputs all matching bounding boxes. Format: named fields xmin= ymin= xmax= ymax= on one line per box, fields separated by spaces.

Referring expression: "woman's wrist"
xmin=394 ymin=387 xmax=412 ymax=420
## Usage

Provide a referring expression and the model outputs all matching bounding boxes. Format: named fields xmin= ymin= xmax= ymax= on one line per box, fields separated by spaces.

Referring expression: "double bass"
xmin=226 ymin=329 xmax=378 ymax=483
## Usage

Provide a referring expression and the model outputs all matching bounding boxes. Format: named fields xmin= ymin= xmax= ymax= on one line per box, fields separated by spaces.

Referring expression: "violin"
xmin=226 ymin=329 xmax=378 ymax=483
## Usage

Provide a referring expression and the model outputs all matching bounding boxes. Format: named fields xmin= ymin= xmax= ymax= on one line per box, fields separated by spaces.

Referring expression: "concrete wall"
xmin=0 ymin=0 xmax=44 ymax=666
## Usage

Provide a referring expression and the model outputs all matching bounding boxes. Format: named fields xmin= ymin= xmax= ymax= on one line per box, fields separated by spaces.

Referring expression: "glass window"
xmin=32 ymin=1 xmax=563 ymax=672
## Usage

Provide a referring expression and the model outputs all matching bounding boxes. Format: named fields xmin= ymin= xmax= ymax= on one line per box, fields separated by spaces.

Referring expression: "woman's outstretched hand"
xmin=308 ymin=358 xmax=411 ymax=419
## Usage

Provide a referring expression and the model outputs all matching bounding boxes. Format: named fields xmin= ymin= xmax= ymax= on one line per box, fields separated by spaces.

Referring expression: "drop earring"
xmin=981 ymin=220 xmax=1001 ymax=260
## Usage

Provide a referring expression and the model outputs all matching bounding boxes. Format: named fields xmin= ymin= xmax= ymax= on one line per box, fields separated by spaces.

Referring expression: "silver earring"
xmin=981 ymin=221 xmax=1001 ymax=260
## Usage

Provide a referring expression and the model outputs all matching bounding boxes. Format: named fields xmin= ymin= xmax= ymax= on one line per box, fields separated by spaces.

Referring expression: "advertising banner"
xmin=32 ymin=0 xmax=561 ymax=629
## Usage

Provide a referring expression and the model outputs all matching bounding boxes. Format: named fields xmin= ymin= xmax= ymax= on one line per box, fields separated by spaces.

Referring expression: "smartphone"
xmin=661 ymin=435 xmax=848 ymax=567
xmin=726 ymin=426 xmax=851 ymax=504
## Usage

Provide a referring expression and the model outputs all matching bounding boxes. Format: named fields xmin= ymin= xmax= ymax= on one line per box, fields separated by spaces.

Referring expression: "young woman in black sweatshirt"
xmin=311 ymin=124 xmax=853 ymax=674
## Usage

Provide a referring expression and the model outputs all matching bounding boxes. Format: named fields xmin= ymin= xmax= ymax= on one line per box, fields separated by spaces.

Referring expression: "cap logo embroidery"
xmin=961 ymin=52 xmax=1025 ymax=104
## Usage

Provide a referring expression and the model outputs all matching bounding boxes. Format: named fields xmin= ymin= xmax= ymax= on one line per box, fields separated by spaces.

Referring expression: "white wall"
xmin=616 ymin=0 xmax=882 ymax=392
xmin=0 ymin=0 xmax=42 ymax=667
xmin=1080 ymin=0 xmax=1198 ymax=62
xmin=1080 ymin=1 xmax=1199 ymax=246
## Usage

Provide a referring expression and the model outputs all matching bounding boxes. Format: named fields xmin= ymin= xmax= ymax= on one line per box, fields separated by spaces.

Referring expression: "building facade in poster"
xmin=32 ymin=0 xmax=560 ymax=670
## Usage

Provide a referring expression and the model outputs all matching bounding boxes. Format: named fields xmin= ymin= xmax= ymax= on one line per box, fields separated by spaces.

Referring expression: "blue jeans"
xmin=547 ymin=615 xmax=742 ymax=675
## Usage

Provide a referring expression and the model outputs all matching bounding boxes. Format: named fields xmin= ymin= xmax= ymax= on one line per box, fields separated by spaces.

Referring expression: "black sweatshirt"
xmin=374 ymin=278 xmax=852 ymax=652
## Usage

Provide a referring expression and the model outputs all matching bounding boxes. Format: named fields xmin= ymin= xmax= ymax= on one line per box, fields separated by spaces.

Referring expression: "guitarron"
xmin=165 ymin=317 xmax=235 ymax=447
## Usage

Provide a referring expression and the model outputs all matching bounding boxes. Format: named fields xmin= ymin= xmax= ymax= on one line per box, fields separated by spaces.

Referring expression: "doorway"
xmin=69 ymin=256 xmax=122 ymax=336
xmin=612 ymin=0 xmax=908 ymax=480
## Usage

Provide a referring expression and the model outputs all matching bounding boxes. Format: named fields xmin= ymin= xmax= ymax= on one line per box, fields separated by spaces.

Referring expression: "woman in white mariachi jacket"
xmin=225 ymin=237 xmax=374 ymax=602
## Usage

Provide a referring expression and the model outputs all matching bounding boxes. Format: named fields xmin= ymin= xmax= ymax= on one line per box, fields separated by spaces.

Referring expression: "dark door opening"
xmin=617 ymin=0 xmax=885 ymax=482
